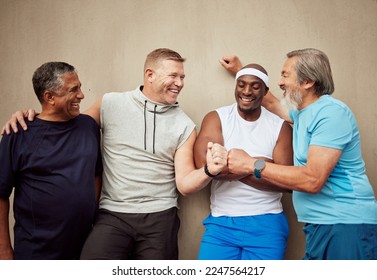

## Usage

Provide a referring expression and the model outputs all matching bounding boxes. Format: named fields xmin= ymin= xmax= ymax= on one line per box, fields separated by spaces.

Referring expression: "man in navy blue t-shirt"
xmin=0 ymin=62 xmax=102 ymax=259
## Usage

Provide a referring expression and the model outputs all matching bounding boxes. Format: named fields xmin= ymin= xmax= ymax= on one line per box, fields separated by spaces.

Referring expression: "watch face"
xmin=255 ymin=159 xmax=265 ymax=170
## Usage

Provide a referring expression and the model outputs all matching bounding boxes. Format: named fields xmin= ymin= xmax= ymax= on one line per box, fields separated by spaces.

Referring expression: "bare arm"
xmin=239 ymin=121 xmax=293 ymax=192
xmin=194 ymin=111 xmax=223 ymax=167
xmin=194 ymin=111 xmax=246 ymax=181
xmin=0 ymin=198 xmax=13 ymax=260
xmin=175 ymin=130 xmax=227 ymax=196
xmin=83 ymin=97 xmax=102 ymax=126
xmin=228 ymin=145 xmax=341 ymax=193
xmin=219 ymin=55 xmax=243 ymax=75
xmin=262 ymin=91 xmax=292 ymax=123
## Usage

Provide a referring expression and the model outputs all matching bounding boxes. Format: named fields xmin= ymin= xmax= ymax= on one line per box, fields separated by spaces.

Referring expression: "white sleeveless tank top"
xmin=211 ymin=104 xmax=285 ymax=216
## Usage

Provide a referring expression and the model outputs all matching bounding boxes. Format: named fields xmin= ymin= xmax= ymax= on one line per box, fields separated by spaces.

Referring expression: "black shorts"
xmin=80 ymin=207 xmax=180 ymax=260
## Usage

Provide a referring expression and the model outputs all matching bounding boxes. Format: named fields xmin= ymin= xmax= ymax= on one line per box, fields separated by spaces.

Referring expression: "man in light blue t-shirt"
xmin=222 ymin=48 xmax=377 ymax=260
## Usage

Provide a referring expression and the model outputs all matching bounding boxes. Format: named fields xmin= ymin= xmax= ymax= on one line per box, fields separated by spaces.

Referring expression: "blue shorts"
xmin=198 ymin=213 xmax=289 ymax=260
xmin=303 ymin=223 xmax=377 ymax=260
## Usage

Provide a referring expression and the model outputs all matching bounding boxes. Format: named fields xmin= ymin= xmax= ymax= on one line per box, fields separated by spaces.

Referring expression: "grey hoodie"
xmin=99 ymin=86 xmax=195 ymax=213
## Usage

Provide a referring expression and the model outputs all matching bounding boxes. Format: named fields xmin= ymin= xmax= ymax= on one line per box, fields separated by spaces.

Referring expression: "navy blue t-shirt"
xmin=0 ymin=114 xmax=102 ymax=259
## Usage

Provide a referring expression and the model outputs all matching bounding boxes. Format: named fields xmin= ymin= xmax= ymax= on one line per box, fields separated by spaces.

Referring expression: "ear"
xmin=263 ymin=86 xmax=269 ymax=96
xmin=145 ymin=68 xmax=154 ymax=83
xmin=303 ymin=80 xmax=315 ymax=90
xmin=43 ymin=91 xmax=55 ymax=105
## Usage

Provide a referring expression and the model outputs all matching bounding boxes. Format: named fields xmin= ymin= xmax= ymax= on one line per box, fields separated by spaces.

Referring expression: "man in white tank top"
xmin=194 ymin=63 xmax=293 ymax=260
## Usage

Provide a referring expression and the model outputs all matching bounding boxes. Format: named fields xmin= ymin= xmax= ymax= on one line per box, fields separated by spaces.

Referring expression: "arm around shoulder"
xmin=1 ymin=108 xmax=37 ymax=135
xmin=84 ymin=96 xmax=102 ymax=126
xmin=262 ymin=91 xmax=292 ymax=123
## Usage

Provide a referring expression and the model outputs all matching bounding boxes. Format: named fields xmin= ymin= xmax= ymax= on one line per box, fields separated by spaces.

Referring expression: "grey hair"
xmin=287 ymin=48 xmax=334 ymax=95
xmin=32 ymin=62 xmax=76 ymax=103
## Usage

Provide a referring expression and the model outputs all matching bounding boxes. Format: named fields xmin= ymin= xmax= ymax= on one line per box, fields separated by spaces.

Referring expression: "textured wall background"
xmin=1 ymin=0 xmax=376 ymax=259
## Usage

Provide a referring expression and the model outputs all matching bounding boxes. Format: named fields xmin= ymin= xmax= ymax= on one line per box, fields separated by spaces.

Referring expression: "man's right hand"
xmin=1 ymin=109 xmax=37 ymax=135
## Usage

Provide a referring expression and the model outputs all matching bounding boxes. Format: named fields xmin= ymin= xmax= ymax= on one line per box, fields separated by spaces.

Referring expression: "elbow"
xmin=176 ymin=184 xmax=193 ymax=197
xmin=178 ymin=188 xmax=190 ymax=197
xmin=306 ymin=187 xmax=321 ymax=194
xmin=301 ymin=178 xmax=324 ymax=194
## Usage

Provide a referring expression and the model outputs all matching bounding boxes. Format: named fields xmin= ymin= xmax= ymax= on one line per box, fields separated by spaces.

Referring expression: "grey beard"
xmin=280 ymin=97 xmax=298 ymax=111
xmin=280 ymin=90 xmax=302 ymax=111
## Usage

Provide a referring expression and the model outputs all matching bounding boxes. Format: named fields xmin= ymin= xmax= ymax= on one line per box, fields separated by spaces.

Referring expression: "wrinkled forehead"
xmin=281 ymin=57 xmax=298 ymax=75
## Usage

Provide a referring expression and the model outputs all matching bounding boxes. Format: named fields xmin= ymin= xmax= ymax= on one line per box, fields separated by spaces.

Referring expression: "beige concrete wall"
xmin=1 ymin=0 xmax=376 ymax=260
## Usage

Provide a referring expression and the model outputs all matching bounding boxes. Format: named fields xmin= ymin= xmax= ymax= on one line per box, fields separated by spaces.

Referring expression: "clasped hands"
xmin=206 ymin=143 xmax=256 ymax=176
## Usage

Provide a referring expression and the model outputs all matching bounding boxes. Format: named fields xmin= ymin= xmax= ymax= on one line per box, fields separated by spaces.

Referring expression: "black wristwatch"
xmin=254 ymin=159 xmax=266 ymax=180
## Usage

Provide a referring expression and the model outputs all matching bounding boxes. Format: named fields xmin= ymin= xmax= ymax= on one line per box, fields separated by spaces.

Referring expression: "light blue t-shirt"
xmin=289 ymin=95 xmax=377 ymax=224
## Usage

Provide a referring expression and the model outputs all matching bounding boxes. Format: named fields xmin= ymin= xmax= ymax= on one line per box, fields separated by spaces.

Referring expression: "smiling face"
xmin=279 ymin=56 xmax=304 ymax=110
xmin=235 ymin=75 xmax=267 ymax=121
xmin=50 ymin=72 xmax=84 ymax=120
xmin=148 ymin=59 xmax=185 ymax=105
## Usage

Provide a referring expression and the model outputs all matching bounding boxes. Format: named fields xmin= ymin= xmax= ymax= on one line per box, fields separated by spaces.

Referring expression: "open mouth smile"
xmin=240 ymin=96 xmax=256 ymax=102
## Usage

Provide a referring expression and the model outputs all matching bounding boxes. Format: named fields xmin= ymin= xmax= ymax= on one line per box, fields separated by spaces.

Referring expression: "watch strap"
xmin=254 ymin=168 xmax=262 ymax=179
xmin=204 ymin=164 xmax=219 ymax=178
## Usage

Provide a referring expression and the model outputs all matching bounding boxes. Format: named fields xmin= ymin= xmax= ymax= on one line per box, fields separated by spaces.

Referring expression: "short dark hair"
xmin=32 ymin=62 xmax=76 ymax=103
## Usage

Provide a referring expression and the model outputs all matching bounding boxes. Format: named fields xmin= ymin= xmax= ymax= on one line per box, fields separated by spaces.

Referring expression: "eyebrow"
xmin=69 ymin=84 xmax=81 ymax=91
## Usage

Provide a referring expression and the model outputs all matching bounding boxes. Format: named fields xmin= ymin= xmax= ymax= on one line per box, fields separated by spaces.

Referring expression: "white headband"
xmin=235 ymin=68 xmax=269 ymax=87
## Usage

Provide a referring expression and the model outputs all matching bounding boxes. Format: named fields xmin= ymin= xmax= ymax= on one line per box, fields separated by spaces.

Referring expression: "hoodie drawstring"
xmin=144 ymin=100 xmax=148 ymax=151
xmin=153 ymin=105 xmax=157 ymax=154
xmin=143 ymin=100 xmax=157 ymax=154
